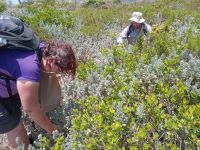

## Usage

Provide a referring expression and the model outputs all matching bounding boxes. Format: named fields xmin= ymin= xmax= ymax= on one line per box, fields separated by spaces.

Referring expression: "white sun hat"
xmin=129 ymin=12 xmax=145 ymax=23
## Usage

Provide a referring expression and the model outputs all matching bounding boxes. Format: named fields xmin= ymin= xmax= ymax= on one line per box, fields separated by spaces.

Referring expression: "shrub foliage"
xmin=2 ymin=0 xmax=200 ymax=149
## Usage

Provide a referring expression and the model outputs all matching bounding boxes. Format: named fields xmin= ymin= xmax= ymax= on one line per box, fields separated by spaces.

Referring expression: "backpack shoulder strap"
xmin=35 ymin=47 xmax=42 ymax=64
xmin=0 ymin=72 xmax=15 ymax=81
xmin=142 ymin=23 xmax=148 ymax=36
xmin=126 ymin=24 xmax=133 ymax=38
xmin=0 ymin=72 xmax=15 ymax=97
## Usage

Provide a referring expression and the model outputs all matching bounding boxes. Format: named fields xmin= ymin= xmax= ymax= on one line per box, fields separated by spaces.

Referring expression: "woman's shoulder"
xmin=0 ymin=50 xmax=40 ymax=82
xmin=16 ymin=51 xmax=40 ymax=82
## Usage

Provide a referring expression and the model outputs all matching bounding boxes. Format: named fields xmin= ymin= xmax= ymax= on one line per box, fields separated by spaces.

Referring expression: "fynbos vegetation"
xmin=1 ymin=0 xmax=200 ymax=149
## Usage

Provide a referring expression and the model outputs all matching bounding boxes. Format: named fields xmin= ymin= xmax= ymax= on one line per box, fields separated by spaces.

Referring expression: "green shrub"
xmin=186 ymin=28 xmax=200 ymax=54
xmin=0 ymin=0 xmax=6 ymax=13
xmin=80 ymin=25 xmax=101 ymax=36
xmin=84 ymin=0 xmax=105 ymax=7
xmin=77 ymin=60 xmax=97 ymax=80
xmin=31 ymin=7 xmax=74 ymax=28
xmin=16 ymin=4 xmax=75 ymax=39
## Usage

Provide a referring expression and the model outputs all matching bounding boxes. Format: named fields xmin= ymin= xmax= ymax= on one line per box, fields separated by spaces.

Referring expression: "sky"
xmin=12 ymin=0 xmax=19 ymax=4
xmin=7 ymin=0 xmax=19 ymax=5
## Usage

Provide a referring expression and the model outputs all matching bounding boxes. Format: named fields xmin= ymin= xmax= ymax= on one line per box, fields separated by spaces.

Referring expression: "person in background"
xmin=0 ymin=40 xmax=77 ymax=149
xmin=116 ymin=11 xmax=152 ymax=46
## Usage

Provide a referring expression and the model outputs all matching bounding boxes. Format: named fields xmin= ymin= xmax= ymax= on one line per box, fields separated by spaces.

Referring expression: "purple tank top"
xmin=0 ymin=49 xmax=40 ymax=98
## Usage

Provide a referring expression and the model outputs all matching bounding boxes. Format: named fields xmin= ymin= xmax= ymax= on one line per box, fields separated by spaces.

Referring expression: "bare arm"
xmin=17 ymin=80 xmax=57 ymax=134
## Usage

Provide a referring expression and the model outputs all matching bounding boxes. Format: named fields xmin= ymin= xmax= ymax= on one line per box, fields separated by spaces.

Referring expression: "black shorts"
xmin=0 ymin=94 xmax=22 ymax=134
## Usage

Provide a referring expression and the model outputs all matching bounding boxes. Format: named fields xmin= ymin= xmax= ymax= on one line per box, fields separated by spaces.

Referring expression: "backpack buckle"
xmin=0 ymin=38 xmax=7 ymax=47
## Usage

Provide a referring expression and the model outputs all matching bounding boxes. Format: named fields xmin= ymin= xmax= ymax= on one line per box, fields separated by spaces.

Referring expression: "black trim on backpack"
xmin=0 ymin=72 xmax=15 ymax=97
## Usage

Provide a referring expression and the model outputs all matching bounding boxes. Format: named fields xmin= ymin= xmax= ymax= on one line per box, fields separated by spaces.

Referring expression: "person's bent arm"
xmin=145 ymin=23 xmax=152 ymax=33
xmin=116 ymin=25 xmax=129 ymax=45
xmin=17 ymin=80 xmax=57 ymax=134
xmin=143 ymin=23 xmax=152 ymax=44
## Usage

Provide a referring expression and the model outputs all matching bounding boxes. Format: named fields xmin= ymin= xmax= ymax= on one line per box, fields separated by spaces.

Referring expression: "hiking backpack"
xmin=0 ymin=15 xmax=40 ymax=51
